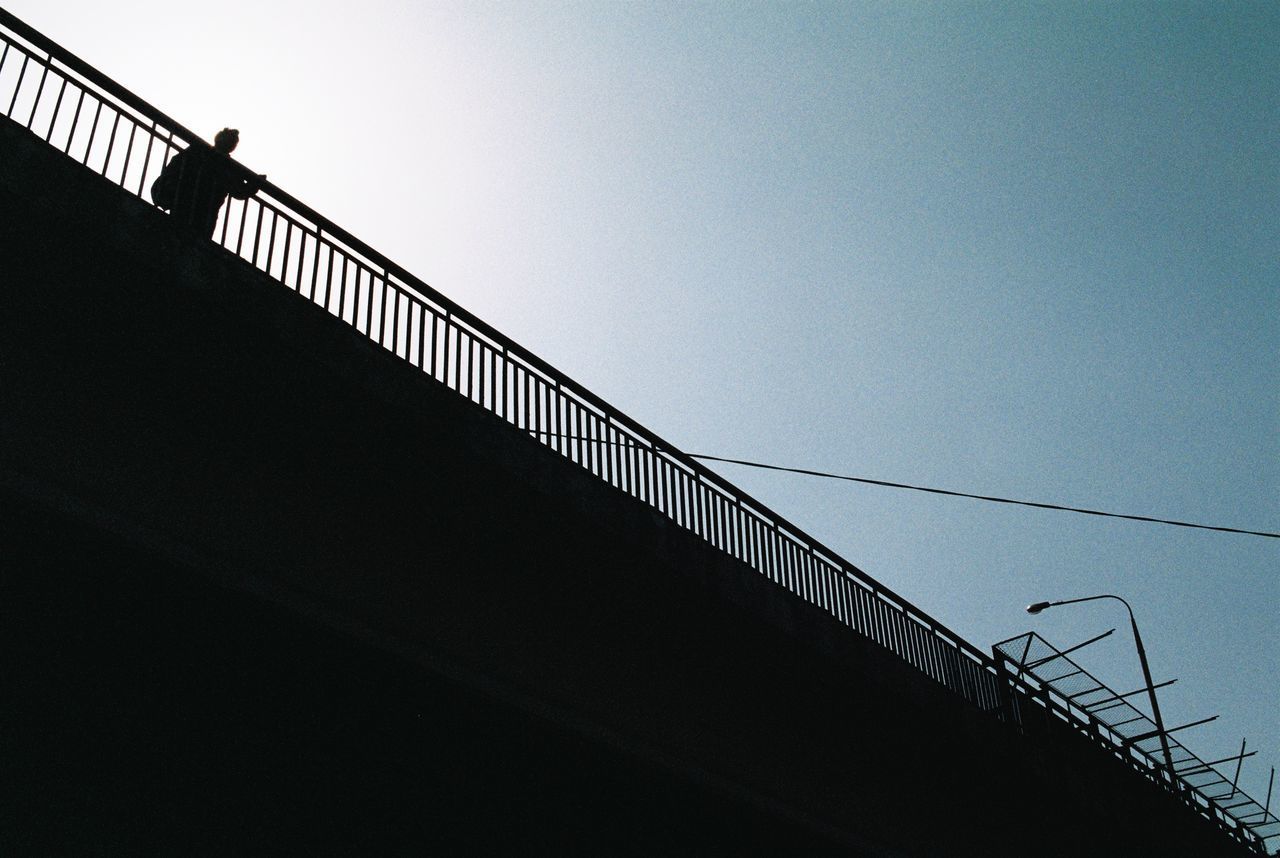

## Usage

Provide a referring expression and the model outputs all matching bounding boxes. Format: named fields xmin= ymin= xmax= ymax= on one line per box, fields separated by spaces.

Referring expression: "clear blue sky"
xmin=12 ymin=0 xmax=1277 ymax=814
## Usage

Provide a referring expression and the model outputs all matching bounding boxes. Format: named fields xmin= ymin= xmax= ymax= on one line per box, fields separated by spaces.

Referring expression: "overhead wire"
xmin=684 ymin=453 xmax=1280 ymax=540
xmin=523 ymin=429 xmax=1278 ymax=540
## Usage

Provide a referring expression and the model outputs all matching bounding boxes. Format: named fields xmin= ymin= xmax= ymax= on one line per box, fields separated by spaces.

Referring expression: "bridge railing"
xmin=0 ymin=7 xmax=1005 ymax=712
xmin=993 ymin=632 xmax=1274 ymax=853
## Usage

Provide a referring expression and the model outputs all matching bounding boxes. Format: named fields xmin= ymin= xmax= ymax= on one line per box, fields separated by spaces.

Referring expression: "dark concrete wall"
xmin=0 ymin=117 xmax=1250 ymax=856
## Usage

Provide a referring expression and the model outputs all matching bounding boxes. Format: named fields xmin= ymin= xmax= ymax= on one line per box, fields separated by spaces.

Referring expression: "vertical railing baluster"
xmin=375 ymin=271 xmax=385 ymax=339
xmin=101 ymin=107 xmax=122 ymax=173
xmin=754 ymin=518 xmax=765 ymax=571
xmin=774 ymin=526 xmax=785 ymax=586
xmin=466 ymin=338 xmax=476 ymax=401
xmin=336 ymin=254 xmax=350 ymax=322
xmin=441 ymin=315 xmax=452 ymax=387
xmin=6 ymin=52 xmax=29 ymax=117
xmin=678 ymin=465 xmax=689 ymax=526
xmin=391 ymin=286 xmax=401 ymax=356
xmin=546 ymin=383 xmax=558 ymax=453
xmin=118 ymin=119 xmax=136 ymax=185
xmin=814 ymin=548 xmax=824 ymax=609
xmin=23 ymin=52 xmax=49 ymax=129
xmin=773 ymin=530 xmax=785 ymax=589
xmin=874 ymin=593 xmax=887 ymax=646
xmin=862 ymin=586 xmax=876 ymax=638
xmin=250 ymin=203 xmax=265 ymax=266
xmin=708 ymin=493 xmax=718 ymax=549
xmin=232 ymin=197 xmax=248 ymax=253
xmin=416 ymin=305 xmax=427 ymax=369
xmin=721 ymin=491 xmax=732 ymax=550
xmin=291 ymin=227 xmax=305 ymax=292
xmin=779 ymin=534 xmax=792 ymax=591
xmin=279 ymin=223 xmax=293 ymax=286
xmin=63 ymin=88 xmax=86 ymax=154
xmin=44 ymin=73 xmax=67 ymax=143
xmin=714 ymin=495 xmax=725 ymax=561
xmin=747 ymin=519 xmax=757 ymax=581
xmin=650 ymin=446 xmax=661 ymax=510
xmin=218 ymin=190 xmax=232 ymax=246
xmin=622 ymin=429 xmax=633 ymax=494
xmin=523 ymin=371 xmax=533 ymax=435
xmin=319 ymin=242 xmax=333 ymax=308
xmin=776 ymin=524 xmax=787 ymax=580
xmin=264 ymin=212 xmax=280 ymax=275
xmin=813 ymin=553 xmax=826 ymax=609
xmin=897 ymin=611 xmax=911 ymax=663
xmin=788 ymin=540 xmax=798 ymax=601
xmin=661 ymin=459 xmax=673 ymax=517
xmin=489 ymin=346 xmax=498 ymax=413
xmin=696 ymin=480 xmax=709 ymax=539
xmin=907 ymin=618 xmax=924 ymax=672
xmin=80 ymin=97 xmax=103 ymax=165
xmin=837 ymin=573 xmax=853 ymax=629
xmin=497 ymin=352 xmax=508 ymax=418
xmin=736 ymin=503 xmax=749 ymax=564
xmin=363 ymin=266 xmax=375 ymax=336
xmin=924 ymin=628 xmax=941 ymax=682
xmin=428 ymin=312 xmax=440 ymax=382
xmin=309 ymin=230 xmax=323 ymax=301
xmin=453 ymin=325 xmax=463 ymax=392
xmin=886 ymin=600 xmax=900 ymax=653
xmin=614 ymin=434 xmax=625 ymax=491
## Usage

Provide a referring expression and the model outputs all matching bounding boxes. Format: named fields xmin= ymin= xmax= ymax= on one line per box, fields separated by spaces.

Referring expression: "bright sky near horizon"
xmin=9 ymin=0 xmax=1277 ymax=816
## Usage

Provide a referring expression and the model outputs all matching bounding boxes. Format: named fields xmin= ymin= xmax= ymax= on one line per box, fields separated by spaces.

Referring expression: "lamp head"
xmin=1026 ymin=601 xmax=1053 ymax=615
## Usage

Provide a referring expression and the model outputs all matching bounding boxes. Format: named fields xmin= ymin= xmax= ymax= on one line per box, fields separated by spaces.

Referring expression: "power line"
xmin=684 ymin=453 xmax=1279 ymax=541
xmin=525 ymin=427 xmax=1276 ymax=539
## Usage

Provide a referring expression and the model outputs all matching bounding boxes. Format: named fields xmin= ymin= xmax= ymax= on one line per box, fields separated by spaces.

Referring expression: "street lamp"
xmin=1026 ymin=594 xmax=1175 ymax=776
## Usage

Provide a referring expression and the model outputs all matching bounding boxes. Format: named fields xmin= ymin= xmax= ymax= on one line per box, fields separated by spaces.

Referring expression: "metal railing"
xmin=0 ymin=5 xmax=1005 ymax=718
xmin=994 ymin=632 xmax=1276 ymax=853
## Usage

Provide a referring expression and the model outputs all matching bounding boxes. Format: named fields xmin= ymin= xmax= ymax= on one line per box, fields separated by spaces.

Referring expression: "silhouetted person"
xmin=151 ymin=127 xmax=264 ymax=238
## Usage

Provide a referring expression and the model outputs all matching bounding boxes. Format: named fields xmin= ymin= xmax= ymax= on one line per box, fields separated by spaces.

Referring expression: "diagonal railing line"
xmin=0 ymin=5 xmax=1002 ymax=708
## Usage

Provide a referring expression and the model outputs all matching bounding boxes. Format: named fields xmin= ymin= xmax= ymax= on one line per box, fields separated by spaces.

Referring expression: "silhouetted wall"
xmin=0 ymin=116 xmax=1250 ymax=856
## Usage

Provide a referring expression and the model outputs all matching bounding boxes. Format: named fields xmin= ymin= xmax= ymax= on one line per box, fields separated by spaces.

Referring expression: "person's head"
xmin=213 ymin=127 xmax=240 ymax=154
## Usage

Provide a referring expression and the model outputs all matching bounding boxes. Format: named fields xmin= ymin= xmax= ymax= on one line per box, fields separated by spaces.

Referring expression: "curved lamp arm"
xmin=1026 ymin=593 xmax=1174 ymax=775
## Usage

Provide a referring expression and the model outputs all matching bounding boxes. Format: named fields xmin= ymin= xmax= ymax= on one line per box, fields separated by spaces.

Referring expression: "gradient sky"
xmin=10 ymin=0 xmax=1277 ymax=815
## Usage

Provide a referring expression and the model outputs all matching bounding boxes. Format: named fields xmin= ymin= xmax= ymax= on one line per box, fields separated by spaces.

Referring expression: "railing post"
xmin=991 ymin=649 xmax=1017 ymax=727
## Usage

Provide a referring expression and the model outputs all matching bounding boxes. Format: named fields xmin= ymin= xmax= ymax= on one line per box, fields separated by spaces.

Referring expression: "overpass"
xmin=0 ymin=9 xmax=1272 ymax=855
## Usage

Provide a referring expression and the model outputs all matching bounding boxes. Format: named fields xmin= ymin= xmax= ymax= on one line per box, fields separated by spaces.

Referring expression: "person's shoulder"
xmin=168 ymin=144 xmax=206 ymax=166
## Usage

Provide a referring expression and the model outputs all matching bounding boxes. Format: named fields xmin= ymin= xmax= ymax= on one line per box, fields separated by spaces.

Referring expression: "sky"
xmin=8 ymin=0 xmax=1277 ymax=821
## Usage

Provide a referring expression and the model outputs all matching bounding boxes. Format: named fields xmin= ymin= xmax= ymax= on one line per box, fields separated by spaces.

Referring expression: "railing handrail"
xmin=0 ymin=5 xmax=994 ymax=674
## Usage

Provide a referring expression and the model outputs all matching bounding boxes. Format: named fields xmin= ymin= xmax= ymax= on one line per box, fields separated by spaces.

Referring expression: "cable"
xmin=685 ymin=453 xmax=1280 ymax=541
xmin=522 ymin=428 xmax=1278 ymax=540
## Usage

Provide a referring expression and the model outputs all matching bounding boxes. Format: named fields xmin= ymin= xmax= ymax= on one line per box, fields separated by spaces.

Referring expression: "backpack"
xmin=150 ymin=152 xmax=182 ymax=210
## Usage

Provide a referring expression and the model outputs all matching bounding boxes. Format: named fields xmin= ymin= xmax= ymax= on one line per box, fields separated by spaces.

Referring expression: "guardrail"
xmin=994 ymin=632 xmax=1275 ymax=853
xmin=0 ymin=5 xmax=1005 ymax=718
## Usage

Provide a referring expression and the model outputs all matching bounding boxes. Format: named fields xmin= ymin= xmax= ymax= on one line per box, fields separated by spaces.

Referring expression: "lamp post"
xmin=1026 ymin=594 xmax=1175 ymax=777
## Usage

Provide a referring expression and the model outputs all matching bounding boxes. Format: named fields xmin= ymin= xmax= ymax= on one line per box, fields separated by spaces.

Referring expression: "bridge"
xmin=0 ymin=9 xmax=1273 ymax=855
